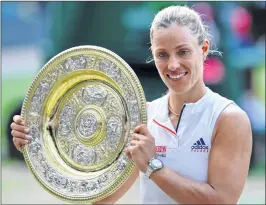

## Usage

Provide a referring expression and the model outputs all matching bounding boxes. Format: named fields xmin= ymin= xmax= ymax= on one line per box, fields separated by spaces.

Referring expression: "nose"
xmin=168 ymin=56 xmax=181 ymax=71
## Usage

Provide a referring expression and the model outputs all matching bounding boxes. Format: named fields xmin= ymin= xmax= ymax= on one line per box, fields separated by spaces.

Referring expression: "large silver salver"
xmin=21 ymin=46 xmax=147 ymax=203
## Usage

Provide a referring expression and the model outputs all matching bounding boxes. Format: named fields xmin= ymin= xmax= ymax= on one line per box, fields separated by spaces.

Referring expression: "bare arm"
xmin=94 ymin=167 xmax=139 ymax=204
xmin=149 ymin=104 xmax=252 ymax=204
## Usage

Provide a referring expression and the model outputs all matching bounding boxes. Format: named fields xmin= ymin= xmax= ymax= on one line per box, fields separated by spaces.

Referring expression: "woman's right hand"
xmin=10 ymin=115 xmax=32 ymax=153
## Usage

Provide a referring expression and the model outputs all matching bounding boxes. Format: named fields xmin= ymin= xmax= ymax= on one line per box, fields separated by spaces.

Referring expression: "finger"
xmin=134 ymin=124 xmax=148 ymax=135
xmin=132 ymin=133 xmax=147 ymax=141
xmin=126 ymin=145 xmax=141 ymax=158
xmin=11 ymin=130 xmax=32 ymax=140
xmin=13 ymin=115 xmax=25 ymax=125
xmin=125 ymin=149 xmax=132 ymax=159
xmin=126 ymin=145 xmax=134 ymax=154
xmin=133 ymin=124 xmax=142 ymax=133
xmin=13 ymin=138 xmax=28 ymax=153
xmin=130 ymin=140 xmax=142 ymax=146
xmin=10 ymin=122 xmax=29 ymax=134
xmin=125 ymin=146 xmax=133 ymax=159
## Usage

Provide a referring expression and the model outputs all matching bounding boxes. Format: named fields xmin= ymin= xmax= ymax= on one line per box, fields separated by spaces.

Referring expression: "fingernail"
xmin=24 ymin=128 xmax=30 ymax=133
xmin=25 ymin=135 xmax=32 ymax=140
xmin=21 ymin=121 xmax=25 ymax=126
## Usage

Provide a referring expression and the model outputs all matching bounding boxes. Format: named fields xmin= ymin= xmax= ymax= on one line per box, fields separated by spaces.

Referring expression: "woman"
xmin=11 ymin=5 xmax=252 ymax=204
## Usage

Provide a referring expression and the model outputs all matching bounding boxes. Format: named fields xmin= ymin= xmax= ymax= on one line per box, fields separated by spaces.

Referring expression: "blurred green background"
xmin=1 ymin=1 xmax=265 ymax=204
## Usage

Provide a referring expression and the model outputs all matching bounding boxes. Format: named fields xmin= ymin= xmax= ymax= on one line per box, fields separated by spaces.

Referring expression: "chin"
xmin=169 ymin=85 xmax=191 ymax=95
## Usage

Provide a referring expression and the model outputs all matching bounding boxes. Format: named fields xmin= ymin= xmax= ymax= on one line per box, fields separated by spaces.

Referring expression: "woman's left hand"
xmin=126 ymin=124 xmax=156 ymax=173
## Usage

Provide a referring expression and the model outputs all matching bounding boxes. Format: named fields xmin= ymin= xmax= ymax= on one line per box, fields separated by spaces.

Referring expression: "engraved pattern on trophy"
xmin=64 ymin=56 xmax=87 ymax=72
xmin=81 ymin=85 xmax=108 ymax=105
xmin=45 ymin=168 xmax=59 ymax=185
xmin=58 ymin=139 xmax=70 ymax=154
xmin=106 ymin=116 xmax=122 ymax=150
xmin=58 ymin=104 xmax=75 ymax=136
xmin=51 ymin=102 xmax=75 ymax=165
xmin=56 ymin=103 xmax=77 ymax=160
xmin=43 ymin=68 xmax=60 ymax=86
xmin=60 ymin=98 xmax=79 ymax=130
xmin=117 ymin=156 xmax=128 ymax=171
xmin=32 ymin=152 xmax=48 ymax=175
xmin=78 ymin=181 xmax=88 ymax=193
xmin=30 ymin=95 xmax=42 ymax=114
xmin=110 ymin=161 xmax=122 ymax=176
xmin=97 ymin=173 xmax=108 ymax=186
xmin=97 ymin=58 xmax=121 ymax=81
xmin=47 ymin=171 xmax=68 ymax=191
xmin=119 ymin=73 xmax=132 ymax=97
xmin=59 ymin=119 xmax=72 ymax=135
xmin=127 ymin=95 xmax=140 ymax=123
xmin=53 ymin=175 xmax=68 ymax=190
xmin=30 ymin=79 xmax=51 ymax=115
xmin=28 ymin=141 xmax=43 ymax=162
xmin=118 ymin=73 xmax=140 ymax=129
xmin=72 ymin=144 xmax=96 ymax=165
xmin=29 ymin=125 xmax=41 ymax=141
xmin=103 ymin=94 xmax=122 ymax=116
xmin=66 ymin=180 xmax=77 ymax=193
xmin=93 ymin=144 xmax=108 ymax=163
xmin=26 ymin=115 xmax=41 ymax=141
xmin=84 ymin=55 xmax=96 ymax=68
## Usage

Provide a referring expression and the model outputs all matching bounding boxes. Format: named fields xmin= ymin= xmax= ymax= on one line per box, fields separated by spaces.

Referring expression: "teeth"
xmin=169 ymin=73 xmax=186 ymax=79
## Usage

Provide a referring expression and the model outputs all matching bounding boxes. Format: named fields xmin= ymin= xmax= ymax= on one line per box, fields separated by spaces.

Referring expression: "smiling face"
xmin=151 ymin=24 xmax=209 ymax=94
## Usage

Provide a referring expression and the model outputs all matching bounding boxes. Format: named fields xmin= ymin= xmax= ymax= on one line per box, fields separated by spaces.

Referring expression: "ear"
xmin=202 ymin=40 xmax=209 ymax=59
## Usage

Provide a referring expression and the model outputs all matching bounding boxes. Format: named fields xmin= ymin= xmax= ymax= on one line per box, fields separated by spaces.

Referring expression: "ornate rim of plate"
xmin=21 ymin=45 xmax=147 ymax=203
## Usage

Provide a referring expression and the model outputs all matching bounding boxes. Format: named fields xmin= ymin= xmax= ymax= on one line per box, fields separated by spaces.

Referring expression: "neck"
xmin=168 ymin=80 xmax=207 ymax=115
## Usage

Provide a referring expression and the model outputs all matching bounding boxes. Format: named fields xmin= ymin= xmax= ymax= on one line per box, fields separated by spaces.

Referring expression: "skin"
xmin=11 ymin=24 xmax=252 ymax=204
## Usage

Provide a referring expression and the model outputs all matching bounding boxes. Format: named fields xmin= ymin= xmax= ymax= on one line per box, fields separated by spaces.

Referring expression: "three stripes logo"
xmin=191 ymin=138 xmax=209 ymax=152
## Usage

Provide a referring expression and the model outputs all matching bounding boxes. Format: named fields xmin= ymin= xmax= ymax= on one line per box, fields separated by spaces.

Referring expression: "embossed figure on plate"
xmin=82 ymin=86 xmax=108 ymax=105
xmin=78 ymin=113 xmax=98 ymax=138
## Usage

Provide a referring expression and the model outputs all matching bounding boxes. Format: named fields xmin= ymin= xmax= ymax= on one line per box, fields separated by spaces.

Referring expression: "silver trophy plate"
xmin=21 ymin=46 xmax=147 ymax=203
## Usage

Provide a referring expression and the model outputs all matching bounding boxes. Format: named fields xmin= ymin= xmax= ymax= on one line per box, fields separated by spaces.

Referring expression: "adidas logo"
xmin=191 ymin=138 xmax=209 ymax=152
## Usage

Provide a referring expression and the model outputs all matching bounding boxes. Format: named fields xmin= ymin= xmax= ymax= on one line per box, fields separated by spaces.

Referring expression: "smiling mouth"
xmin=167 ymin=72 xmax=188 ymax=79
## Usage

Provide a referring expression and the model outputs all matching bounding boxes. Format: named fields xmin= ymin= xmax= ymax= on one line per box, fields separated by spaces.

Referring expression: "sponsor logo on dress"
xmin=156 ymin=146 xmax=167 ymax=157
xmin=191 ymin=138 xmax=209 ymax=152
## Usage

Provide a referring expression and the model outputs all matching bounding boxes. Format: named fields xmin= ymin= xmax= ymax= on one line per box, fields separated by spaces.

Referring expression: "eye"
xmin=179 ymin=50 xmax=190 ymax=56
xmin=157 ymin=52 xmax=169 ymax=58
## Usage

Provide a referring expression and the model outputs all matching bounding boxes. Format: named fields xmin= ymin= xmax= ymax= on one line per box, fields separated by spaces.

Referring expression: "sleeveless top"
xmin=139 ymin=87 xmax=234 ymax=204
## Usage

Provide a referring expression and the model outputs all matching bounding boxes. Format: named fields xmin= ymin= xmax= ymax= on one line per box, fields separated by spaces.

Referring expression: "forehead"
xmin=152 ymin=24 xmax=198 ymax=49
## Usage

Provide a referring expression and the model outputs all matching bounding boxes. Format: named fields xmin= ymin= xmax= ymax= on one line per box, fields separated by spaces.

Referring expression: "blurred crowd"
xmin=2 ymin=2 xmax=265 ymax=168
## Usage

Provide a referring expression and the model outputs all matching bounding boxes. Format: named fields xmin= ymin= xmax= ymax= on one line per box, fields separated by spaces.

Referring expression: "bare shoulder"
xmin=213 ymin=103 xmax=252 ymax=143
xmin=218 ymin=103 xmax=251 ymax=126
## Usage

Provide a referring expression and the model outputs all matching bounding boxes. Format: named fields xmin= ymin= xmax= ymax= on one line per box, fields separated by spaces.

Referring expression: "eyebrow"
xmin=155 ymin=43 xmax=191 ymax=51
xmin=175 ymin=43 xmax=190 ymax=49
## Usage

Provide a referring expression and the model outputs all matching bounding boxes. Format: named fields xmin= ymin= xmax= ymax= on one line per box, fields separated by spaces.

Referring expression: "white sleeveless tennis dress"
xmin=140 ymin=87 xmax=234 ymax=204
